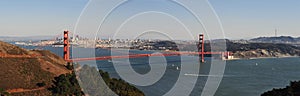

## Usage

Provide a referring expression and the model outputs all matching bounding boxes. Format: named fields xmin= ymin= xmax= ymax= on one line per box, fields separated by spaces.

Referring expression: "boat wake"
xmin=184 ymin=73 xmax=230 ymax=77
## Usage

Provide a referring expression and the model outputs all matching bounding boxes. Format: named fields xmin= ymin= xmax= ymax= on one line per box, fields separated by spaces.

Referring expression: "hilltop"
xmin=250 ymin=36 xmax=300 ymax=44
xmin=0 ymin=41 xmax=70 ymax=95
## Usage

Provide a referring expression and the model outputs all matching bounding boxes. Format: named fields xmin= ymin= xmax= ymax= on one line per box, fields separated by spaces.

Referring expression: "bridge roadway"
xmin=68 ymin=51 xmax=227 ymax=62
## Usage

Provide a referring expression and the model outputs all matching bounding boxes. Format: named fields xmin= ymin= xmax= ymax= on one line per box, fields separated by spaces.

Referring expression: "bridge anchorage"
xmin=63 ymin=31 xmax=232 ymax=63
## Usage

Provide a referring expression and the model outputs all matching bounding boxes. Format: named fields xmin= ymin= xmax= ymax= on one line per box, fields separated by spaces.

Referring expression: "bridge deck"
xmin=68 ymin=51 xmax=229 ymax=62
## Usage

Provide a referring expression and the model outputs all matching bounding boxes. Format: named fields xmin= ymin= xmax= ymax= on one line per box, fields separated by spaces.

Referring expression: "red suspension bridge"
xmin=63 ymin=31 xmax=232 ymax=63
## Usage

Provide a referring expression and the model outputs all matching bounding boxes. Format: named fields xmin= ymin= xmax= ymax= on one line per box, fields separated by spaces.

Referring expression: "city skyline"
xmin=0 ymin=0 xmax=299 ymax=40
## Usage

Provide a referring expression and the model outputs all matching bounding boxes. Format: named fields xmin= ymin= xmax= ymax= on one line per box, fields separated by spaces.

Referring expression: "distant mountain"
xmin=250 ymin=36 xmax=300 ymax=43
xmin=0 ymin=36 xmax=55 ymax=42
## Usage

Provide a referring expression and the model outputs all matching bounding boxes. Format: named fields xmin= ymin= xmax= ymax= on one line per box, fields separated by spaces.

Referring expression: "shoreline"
xmin=227 ymin=56 xmax=300 ymax=61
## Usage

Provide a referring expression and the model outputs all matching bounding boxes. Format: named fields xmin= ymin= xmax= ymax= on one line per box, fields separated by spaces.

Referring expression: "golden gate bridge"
xmin=62 ymin=31 xmax=232 ymax=63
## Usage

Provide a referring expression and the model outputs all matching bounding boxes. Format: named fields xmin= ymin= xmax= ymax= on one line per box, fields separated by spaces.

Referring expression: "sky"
xmin=0 ymin=0 xmax=299 ymax=40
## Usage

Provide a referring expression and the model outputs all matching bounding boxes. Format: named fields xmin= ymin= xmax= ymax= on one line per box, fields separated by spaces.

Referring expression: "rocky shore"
xmin=232 ymin=49 xmax=300 ymax=59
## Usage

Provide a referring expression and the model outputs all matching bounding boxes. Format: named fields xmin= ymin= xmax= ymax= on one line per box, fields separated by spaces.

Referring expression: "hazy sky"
xmin=0 ymin=0 xmax=299 ymax=39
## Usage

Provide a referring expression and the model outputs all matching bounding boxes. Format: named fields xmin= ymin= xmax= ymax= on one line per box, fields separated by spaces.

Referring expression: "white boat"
xmin=52 ymin=45 xmax=64 ymax=47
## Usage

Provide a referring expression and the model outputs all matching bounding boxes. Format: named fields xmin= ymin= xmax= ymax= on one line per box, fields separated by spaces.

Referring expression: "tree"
xmin=66 ymin=62 xmax=73 ymax=70
xmin=36 ymin=81 xmax=46 ymax=87
xmin=0 ymin=88 xmax=9 ymax=96
xmin=50 ymin=65 xmax=144 ymax=96
xmin=262 ymin=81 xmax=300 ymax=96
xmin=50 ymin=73 xmax=84 ymax=96
xmin=98 ymin=69 xmax=145 ymax=96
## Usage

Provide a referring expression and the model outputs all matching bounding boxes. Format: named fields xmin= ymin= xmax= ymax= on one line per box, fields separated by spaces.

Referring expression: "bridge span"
xmin=62 ymin=31 xmax=232 ymax=63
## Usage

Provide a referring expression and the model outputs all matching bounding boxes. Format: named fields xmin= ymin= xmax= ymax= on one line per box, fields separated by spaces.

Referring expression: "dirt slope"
xmin=0 ymin=41 xmax=70 ymax=95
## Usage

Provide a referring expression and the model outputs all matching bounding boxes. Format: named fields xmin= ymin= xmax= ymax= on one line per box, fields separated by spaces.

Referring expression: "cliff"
xmin=232 ymin=49 xmax=296 ymax=59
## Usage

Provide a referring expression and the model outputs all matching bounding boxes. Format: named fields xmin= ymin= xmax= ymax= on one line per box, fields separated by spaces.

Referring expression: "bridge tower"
xmin=198 ymin=34 xmax=205 ymax=63
xmin=63 ymin=30 xmax=70 ymax=61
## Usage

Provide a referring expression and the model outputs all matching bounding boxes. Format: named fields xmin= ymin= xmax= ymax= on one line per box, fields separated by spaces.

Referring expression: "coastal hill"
xmin=210 ymin=39 xmax=300 ymax=58
xmin=226 ymin=41 xmax=300 ymax=58
xmin=178 ymin=39 xmax=300 ymax=58
xmin=0 ymin=41 xmax=145 ymax=96
xmin=250 ymin=36 xmax=300 ymax=44
xmin=0 ymin=41 xmax=70 ymax=95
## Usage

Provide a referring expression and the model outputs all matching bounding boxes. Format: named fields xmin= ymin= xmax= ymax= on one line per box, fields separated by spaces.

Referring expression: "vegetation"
xmin=77 ymin=65 xmax=145 ymax=96
xmin=49 ymin=64 xmax=144 ymax=96
xmin=49 ymin=73 xmax=84 ymax=96
xmin=261 ymin=81 xmax=300 ymax=96
xmin=36 ymin=82 xmax=46 ymax=87
xmin=66 ymin=62 xmax=73 ymax=70
xmin=99 ymin=70 xmax=145 ymax=96
xmin=0 ymin=88 xmax=9 ymax=96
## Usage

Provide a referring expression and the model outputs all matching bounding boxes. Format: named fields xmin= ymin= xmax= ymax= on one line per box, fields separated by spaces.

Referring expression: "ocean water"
xmin=20 ymin=46 xmax=300 ymax=96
